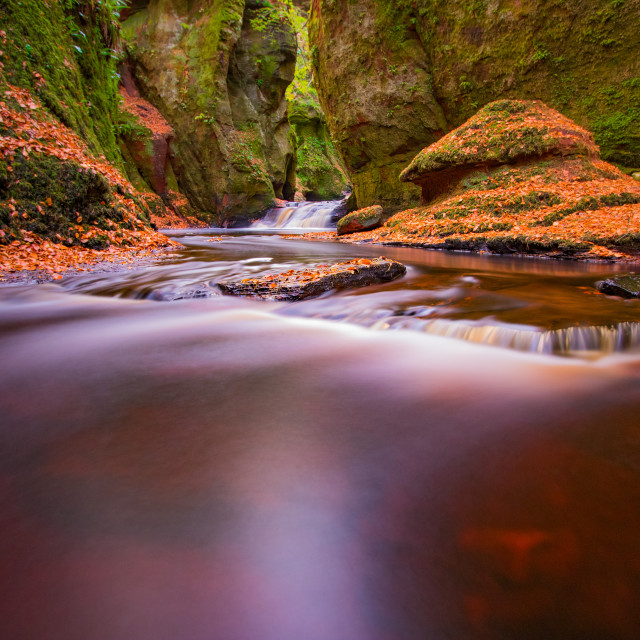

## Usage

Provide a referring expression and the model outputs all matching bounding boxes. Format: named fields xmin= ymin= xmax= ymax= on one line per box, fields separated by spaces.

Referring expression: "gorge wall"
xmin=122 ymin=0 xmax=297 ymax=224
xmin=309 ymin=0 xmax=640 ymax=212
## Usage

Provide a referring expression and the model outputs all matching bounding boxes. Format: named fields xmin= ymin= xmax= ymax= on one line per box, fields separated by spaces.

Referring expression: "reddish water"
xmin=2 ymin=232 xmax=640 ymax=639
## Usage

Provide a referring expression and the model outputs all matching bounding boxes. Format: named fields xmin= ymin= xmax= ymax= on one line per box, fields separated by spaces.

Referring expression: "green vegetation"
xmin=1 ymin=0 xmax=125 ymax=165
xmin=0 ymin=153 xmax=135 ymax=248
xmin=533 ymin=192 xmax=640 ymax=227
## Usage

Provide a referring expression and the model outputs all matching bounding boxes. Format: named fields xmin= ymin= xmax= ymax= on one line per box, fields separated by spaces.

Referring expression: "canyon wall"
xmin=309 ymin=0 xmax=640 ymax=212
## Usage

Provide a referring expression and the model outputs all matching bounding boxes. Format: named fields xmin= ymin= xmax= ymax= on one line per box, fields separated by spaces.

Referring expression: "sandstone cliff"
xmin=286 ymin=1 xmax=349 ymax=200
xmin=122 ymin=0 xmax=298 ymax=224
xmin=309 ymin=0 xmax=640 ymax=212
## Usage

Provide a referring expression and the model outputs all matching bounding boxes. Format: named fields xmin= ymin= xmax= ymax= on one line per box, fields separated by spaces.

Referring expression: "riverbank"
xmin=297 ymin=229 xmax=640 ymax=263
xmin=0 ymin=230 xmax=176 ymax=284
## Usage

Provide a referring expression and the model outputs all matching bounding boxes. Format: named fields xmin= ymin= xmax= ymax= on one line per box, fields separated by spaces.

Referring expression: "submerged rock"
xmin=337 ymin=206 xmax=384 ymax=235
xmin=359 ymin=100 xmax=640 ymax=260
xmin=219 ymin=257 xmax=405 ymax=301
xmin=597 ymin=275 xmax=640 ymax=298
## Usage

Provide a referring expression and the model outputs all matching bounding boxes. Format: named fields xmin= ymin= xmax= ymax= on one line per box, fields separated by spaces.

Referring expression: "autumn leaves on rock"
xmin=219 ymin=257 xmax=406 ymax=301
xmin=344 ymin=100 xmax=640 ymax=261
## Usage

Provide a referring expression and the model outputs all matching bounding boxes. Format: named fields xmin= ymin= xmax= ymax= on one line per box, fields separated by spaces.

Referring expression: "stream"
xmin=2 ymin=226 xmax=640 ymax=639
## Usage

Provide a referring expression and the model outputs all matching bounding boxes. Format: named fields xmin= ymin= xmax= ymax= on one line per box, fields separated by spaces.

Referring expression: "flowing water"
xmin=251 ymin=200 xmax=342 ymax=229
xmin=2 ymin=228 xmax=640 ymax=640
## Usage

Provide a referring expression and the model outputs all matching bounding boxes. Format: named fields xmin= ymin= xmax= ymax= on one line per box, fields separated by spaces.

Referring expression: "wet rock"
xmin=597 ymin=275 xmax=640 ymax=298
xmin=148 ymin=288 xmax=216 ymax=302
xmin=219 ymin=257 xmax=406 ymax=301
xmin=337 ymin=206 xmax=384 ymax=235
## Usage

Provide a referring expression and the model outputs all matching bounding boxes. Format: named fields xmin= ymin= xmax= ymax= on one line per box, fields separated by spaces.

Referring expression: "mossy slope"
xmin=353 ymin=101 xmax=640 ymax=260
xmin=1 ymin=0 xmax=124 ymax=164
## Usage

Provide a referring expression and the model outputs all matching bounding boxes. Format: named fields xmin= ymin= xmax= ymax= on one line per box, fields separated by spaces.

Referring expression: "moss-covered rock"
xmin=598 ymin=274 xmax=640 ymax=298
xmin=401 ymin=100 xmax=598 ymax=182
xmin=0 ymin=85 xmax=157 ymax=250
xmin=219 ymin=256 xmax=406 ymax=300
xmin=354 ymin=101 xmax=640 ymax=260
xmin=309 ymin=0 xmax=640 ymax=211
xmin=122 ymin=0 xmax=298 ymax=223
xmin=285 ymin=2 xmax=348 ymax=200
xmin=288 ymin=100 xmax=349 ymax=200
xmin=337 ymin=205 xmax=383 ymax=235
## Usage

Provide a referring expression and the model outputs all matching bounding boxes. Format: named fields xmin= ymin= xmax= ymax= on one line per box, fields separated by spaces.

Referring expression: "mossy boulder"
xmin=401 ymin=100 xmax=599 ymax=201
xmin=309 ymin=0 xmax=640 ymax=212
xmin=355 ymin=101 xmax=640 ymax=260
xmin=122 ymin=0 xmax=298 ymax=224
xmin=402 ymin=100 xmax=598 ymax=177
xmin=337 ymin=205 xmax=383 ymax=235
xmin=0 ymin=153 xmax=125 ymax=249
xmin=597 ymin=275 xmax=640 ymax=298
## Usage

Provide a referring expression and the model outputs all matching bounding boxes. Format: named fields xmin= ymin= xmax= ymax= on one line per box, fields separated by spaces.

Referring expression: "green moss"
xmin=402 ymin=100 xmax=595 ymax=183
xmin=533 ymin=192 xmax=640 ymax=227
xmin=0 ymin=153 xmax=132 ymax=247
xmin=337 ymin=205 xmax=383 ymax=235
xmin=1 ymin=0 xmax=124 ymax=166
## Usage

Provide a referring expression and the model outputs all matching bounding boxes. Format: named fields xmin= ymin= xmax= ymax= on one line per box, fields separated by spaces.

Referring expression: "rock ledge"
xmin=219 ymin=257 xmax=406 ymax=301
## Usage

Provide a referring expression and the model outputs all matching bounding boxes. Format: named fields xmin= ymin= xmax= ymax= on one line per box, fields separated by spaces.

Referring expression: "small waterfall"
xmin=371 ymin=317 xmax=640 ymax=357
xmin=252 ymin=201 xmax=342 ymax=229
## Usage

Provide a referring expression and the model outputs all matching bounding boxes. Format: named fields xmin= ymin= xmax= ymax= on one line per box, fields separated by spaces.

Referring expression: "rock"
xmin=219 ymin=257 xmax=406 ymax=301
xmin=400 ymin=100 xmax=599 ymax=201
xmin=287 ymin=1 xmax=349 ymax=201
xmin=597 ymin=275 xmax=640 ymax=298
xmin=118 ymin=72 xmax=179 ymax=199
xmin=288 ymin=101 xmax=350 ymax=201
xmin=337 ymin=205 xmax=384 ymax=235
xmin=309 ymin=0 xmax=640 ymax=211
xmin=368 ymin=100 xmax=640 ymax=257
xmin=122 ymin=0 xmax=297 ymax=224
xmin=286 ymin=1 xmax=349 ymax=201
xmin=633 ymin=173 xmax=640 ymax=181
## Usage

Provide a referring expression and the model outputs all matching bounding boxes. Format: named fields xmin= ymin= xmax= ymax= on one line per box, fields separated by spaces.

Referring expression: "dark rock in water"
xmin=597 ymin=275 xmax=640 ymax=298
xmin=337 ymin=206 xmax=384 ymax=235
xmin=219 ymin=257 xmax=406 ymax=301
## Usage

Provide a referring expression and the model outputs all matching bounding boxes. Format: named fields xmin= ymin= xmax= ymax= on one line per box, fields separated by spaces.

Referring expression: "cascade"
xmin=252 ymin=201 xmax=342 ymax=229
xmin=373 ymin=317 xmax=640 ymax=356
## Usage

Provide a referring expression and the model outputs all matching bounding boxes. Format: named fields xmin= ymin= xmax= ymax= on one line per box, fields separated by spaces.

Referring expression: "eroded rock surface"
xmin=219 ymin=257 xmax=405 ymax=300
xmin=309 ymin=0 xmax=640 ymax=211
xmin=122 ymin=0 xmax=297 ymax=224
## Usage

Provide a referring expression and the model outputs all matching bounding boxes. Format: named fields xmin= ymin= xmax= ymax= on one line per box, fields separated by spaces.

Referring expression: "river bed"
xmin=1 ymin=229 xmax=640 ymax=639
